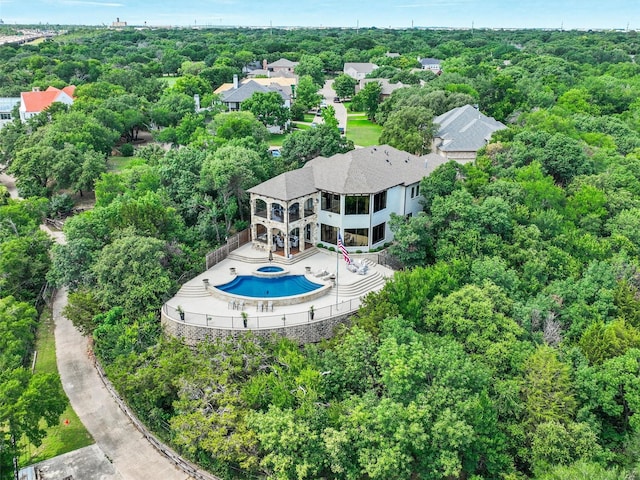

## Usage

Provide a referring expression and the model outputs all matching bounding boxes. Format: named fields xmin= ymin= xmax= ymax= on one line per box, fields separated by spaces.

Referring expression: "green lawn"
xmin=346 ymin=114 xmax=383 ymax=147
xmin=158 ymin=75 xmax=179 ymax=87
xmin=107 ymin=155 xmax=138 ymax=172
xmin=292 ymin=122 xmax=311 ymax=131
xmin=19 ymin=310 xmax=94 ymax=466
xmin=303 ymin=113 xmax=316 ymax=123
xmin=268 ymin=133 xmax=287 ymax=147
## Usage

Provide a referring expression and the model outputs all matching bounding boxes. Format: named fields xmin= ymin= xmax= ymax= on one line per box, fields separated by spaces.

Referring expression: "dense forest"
xmin=1 ymin=25 xmax=640 ymax=479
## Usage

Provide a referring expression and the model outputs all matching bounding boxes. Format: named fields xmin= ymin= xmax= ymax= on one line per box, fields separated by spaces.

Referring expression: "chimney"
xmin=32 ymin=87 xmax=40 ymax=92
xmin=116 ymin=17 xmax=120 ymax=22
xmin=263 ymin=58 xmax=267 ymax=70
xmin=233 ymin=74 xmax=238 ymax=89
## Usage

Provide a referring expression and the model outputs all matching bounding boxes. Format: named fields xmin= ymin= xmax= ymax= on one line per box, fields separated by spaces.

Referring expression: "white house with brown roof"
xmin=19 ymin=85 xmax=75 ymax=122
xmin=432 ymin=104 xmax=506 ymax=163
xmin=247 ymin=146 xmax=448 ymax=257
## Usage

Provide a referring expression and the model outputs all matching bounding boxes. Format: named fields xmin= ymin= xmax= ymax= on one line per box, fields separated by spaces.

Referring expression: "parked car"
xmin=333 ymin=96 xmax=340 ymax=103
xmin=320 ymin=100 xmax=327 ymax=108
xmin=269 ymin=148 xmax=281 ymax=157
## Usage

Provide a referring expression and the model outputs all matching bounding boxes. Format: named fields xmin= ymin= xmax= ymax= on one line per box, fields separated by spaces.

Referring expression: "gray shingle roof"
xmin=219 ymin=80 xmax=288 ymax=104
xmin=434 ymin=104 xmax=505 ymax=152
xmin=267 ymin=58 xmax=299 ymax=68
xmin=248 ymin=168 xmax=316 ymax=201
xmin=419 ymin=57 xmax=441 ymax=66
xmin=249 ymin=146 xmax=449 ymax=201
xmin=344 ymin=63 xmax=378 ymax=74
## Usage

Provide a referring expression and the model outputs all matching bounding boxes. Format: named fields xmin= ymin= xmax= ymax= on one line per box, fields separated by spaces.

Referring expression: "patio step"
xmin=336 ymin=270 xmax=387 ymax=297
xmin=175 ymin=284 xmax=211 ymax=298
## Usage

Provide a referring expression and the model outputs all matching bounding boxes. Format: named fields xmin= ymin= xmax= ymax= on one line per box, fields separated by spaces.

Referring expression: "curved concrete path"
xmin=53 ymin=288 xmax=190 ymax=480
xmin=0 ymin=162 xmax=191 ymax=480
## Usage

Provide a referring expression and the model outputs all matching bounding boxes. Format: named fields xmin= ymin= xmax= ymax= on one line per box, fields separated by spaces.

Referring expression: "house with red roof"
xmin=19 ymin=85 xmax=75 ymax=122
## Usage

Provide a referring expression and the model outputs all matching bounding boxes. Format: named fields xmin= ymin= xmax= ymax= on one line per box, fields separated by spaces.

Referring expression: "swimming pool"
xmin=256 ymin=266 xmax=284 ymax=273
xmin=216 ymin=274 xmax=323 ymax=298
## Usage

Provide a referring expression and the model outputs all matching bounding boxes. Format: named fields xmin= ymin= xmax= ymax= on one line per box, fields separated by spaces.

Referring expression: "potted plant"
xmin=177 ymin=305 xmax=185 ymax=321
xmin=241 ymin=311 xmax=248 ymax=328
xmin=309 ymin=305 xmax=315 ymax=320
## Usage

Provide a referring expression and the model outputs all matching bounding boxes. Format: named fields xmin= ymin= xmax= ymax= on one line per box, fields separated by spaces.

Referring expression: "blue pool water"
xmin=216 ymin=275 xmax=322 ymax=298
xmin=256 ymin=266 xmax=284 ymax=273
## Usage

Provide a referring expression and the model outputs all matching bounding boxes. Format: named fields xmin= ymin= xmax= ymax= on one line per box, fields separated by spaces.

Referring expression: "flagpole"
xmin=335 ymin=231 xmax=339 ymax=308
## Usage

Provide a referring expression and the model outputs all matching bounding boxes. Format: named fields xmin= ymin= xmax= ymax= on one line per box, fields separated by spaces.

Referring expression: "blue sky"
xmin=2 ymin=0 xmax=639 ymax=30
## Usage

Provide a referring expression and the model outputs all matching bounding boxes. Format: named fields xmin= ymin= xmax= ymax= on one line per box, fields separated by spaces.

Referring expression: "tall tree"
xmin=379 ymin=106 xmax=436 ymax=155
xmin=242 ymin=91 xmax=290 ymax=130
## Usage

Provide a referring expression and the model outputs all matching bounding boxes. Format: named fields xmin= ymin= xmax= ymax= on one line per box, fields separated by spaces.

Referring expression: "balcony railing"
xmin=163 ymin=298 xmax=361 ymax=330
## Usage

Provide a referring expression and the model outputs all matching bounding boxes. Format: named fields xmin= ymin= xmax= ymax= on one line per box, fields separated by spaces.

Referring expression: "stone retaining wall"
xmin=162 ymin=310 xmax=352 ymax=346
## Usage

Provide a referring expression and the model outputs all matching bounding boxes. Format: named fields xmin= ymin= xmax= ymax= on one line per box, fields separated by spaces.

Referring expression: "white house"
xmin=418 ymin=57 xmax=442 ymax=73
xmin=19 ymin=85 xmax=75 ymax=122
xmin=432 ymin=104 xmax=506 ymax=163
xmin=343 ymin=62 xmax=378 ymax=80
xmin=247 ymin=146 xmax=449 ymax=257
xmin=0 ymin=97 xmax=20 ymax=130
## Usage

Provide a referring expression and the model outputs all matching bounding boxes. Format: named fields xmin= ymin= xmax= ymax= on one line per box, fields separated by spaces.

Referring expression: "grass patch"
xmin=158 ymin=76 xmax=179 ymax=87
xmin=292 ymin=123 xmax=311 ymax=131
xmin=19 ymin=309 xmax=93 ymax=466
xmin=346 ymin=115 xmax=383 ymax=147
xmin=303 ymin=113 xmax=316 ymax=123
xmin=268 ymin=133 xmax=287 ymax=147
xmin=106 ymin=155 xmax=137 ymax=172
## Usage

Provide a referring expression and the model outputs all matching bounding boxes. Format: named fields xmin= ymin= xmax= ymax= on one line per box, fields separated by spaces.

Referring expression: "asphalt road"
xmin=320 ymin=79 xmax=348 ymax=133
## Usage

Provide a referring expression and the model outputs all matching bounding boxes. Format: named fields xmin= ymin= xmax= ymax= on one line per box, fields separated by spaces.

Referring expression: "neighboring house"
xmin=266 ymin=58 xmax=299 ymax=73
xmin=343 ymin=62 xmax=379 ymax=80
xmin=418 ymin=57 xmax=442 ymax=73
xmin=0 ymin=97 xmax=20 ymax=130
xmin=385 ymin=52 xmax=401 ymax=58
xmin=216 ymin=76 xmax=291 ymax=133
xmin=247 ymin=145 xmax=449 ymax=257
xmin=356 ymin=78 xmax=407 ymax=100
xmin=215 ymin=76 xmax=297 ymax=95
xmin=19 ymin=85 xmax=75 ymax=122
xmin=432 ymin=104 xmax=506 ymax=163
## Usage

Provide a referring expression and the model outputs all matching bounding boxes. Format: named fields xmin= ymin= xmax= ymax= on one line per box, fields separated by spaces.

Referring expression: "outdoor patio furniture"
xmin=238 ymin=300 xmax=245 ymax=310
xmin=267 ymin=301 xmax=274 ymax=312
xmin=314 ymin=267 xmax=328 ymax=277
xmin=229 ymin=300 xmax=236 ymax=310
xmin=257 ymin=301 xmax=263 ymax=312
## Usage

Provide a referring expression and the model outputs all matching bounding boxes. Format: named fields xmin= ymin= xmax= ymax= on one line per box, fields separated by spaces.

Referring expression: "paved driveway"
xmin=320 ymin=79 xmax=348 ymax=133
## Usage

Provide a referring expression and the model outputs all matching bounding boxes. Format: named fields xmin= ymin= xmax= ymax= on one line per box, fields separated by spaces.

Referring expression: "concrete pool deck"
xmin=163 ymin=244 xmax=395 ymax=340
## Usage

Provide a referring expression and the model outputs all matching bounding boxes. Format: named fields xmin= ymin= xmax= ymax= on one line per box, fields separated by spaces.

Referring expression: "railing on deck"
xmin=164 ymin=297 xmax=360 ymax=330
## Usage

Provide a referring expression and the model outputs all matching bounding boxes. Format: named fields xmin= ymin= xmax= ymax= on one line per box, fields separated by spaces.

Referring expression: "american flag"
xmin=337 ymin=232 xmax=351 ymax=264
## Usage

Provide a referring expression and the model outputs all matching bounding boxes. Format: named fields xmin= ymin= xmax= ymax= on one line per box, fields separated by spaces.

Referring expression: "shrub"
xmin=48 ymin=193 xmax=75 ymax=218
xmin=120 ymin=143 xmax=134 ymax=157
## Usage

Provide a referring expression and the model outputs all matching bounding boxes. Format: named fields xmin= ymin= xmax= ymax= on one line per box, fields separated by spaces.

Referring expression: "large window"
xmin=373 ymin=191 xmax=387 ymax=212
xmin=320 ymin=224 xmax=337 ymax=244
xmin=372 ymin=222 xmax=385 ymax=244
xmin=321 ymin=192 xmax=340 ymax=214
xmin=345 ymin=228 xmax=369 ymax=247
xmin=345 ymin=195 xmax=370 ymax=215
